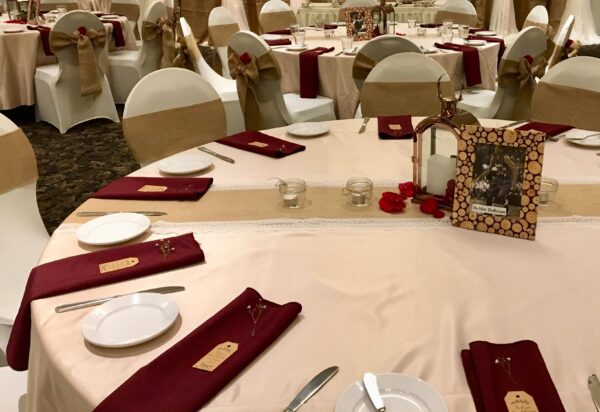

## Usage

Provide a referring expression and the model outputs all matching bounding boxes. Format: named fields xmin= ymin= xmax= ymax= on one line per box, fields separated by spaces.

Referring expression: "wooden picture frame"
xmin=344 ymin=7 xmax=373 ymax=41
xmin=451 ymin=125 xmax=546 ymax=240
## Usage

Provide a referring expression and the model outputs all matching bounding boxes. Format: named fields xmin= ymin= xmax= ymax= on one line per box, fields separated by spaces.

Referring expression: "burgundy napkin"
xmin=324 ymin=24 xmax=338 ymax=30
xmin=378 ymin=116 xmax=414 ymax=139
xmin=101 ymin=19 xmax=126 ymax=48
xmin=396 ymin=32 xmax=406 ymax=36
xmin=93 ymin=177 xmax=213 ymax=201
xmin=516 ymin=122 xmax=574 ymax=137
xmin=434 ymin=42 xmax=482 ymax=86
xmin=217 ymin=131 xmax=306 ymax=158
xmin=265 ymin=38 xmax=291 ymax=46
xmin=461 ymin=340 xmax=565 ymax=412
xmin=420 ymin=23 xmax=442 ymax=28
xmin=27 ymin=25 xmax=53 ymax=56
xmin=469 ymin=27 xmax=484 ymax=34
xmin=299 ymin=46 xmax=334 ymax=98
xmin=266 ymin=29 xmax=292 ymax=35
xmin=94 ymin=288 xmax=302 ymax=412
xmin=467 ymin=35 xmax=505 ymax=62
xmin=5 ymin=19 xmax=27 ymax=24
xmin=6 ymin=233 xmax=205 ymax=371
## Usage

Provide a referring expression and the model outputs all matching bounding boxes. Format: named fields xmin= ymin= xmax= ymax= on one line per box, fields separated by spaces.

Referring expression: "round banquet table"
xmin=27 ymin=118 xmax=600 ymax=411
xmin=273 ymin=24 xmax=501 ymax=119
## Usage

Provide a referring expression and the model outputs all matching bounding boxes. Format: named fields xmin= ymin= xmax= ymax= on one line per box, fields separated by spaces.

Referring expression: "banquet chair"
xmin=39 ymin=0 xmax=78 ymax=11
xmin=338 ymin=0 xmax=377 ymax=21
xmin=0 ymin=114 xmax=48 ymax=359
xmin=228 ymin=30 xmax=336 ymax=130
xmin=0 ymin=367 xmax=27 ymax=412
xmin=352 ymin=35 xmax=422 ymax=91
xmin=123 ymin=68 xmax=227 ymax=165
xmin=523 ymin=5 xmax=550 ymax=33
xmin=457 ymin=26 xmax=547 ymax=120
xmin=434 ymin=0 xmax=478 ymax=27
xmin=107 ymin=0 xmax=166 ymax=103
xmin=531 ymin=56 xmax=600 ymax=131
xmin=180 ymin=17 xmax=244 ymax=134
xmin=221 ymin=0 xmax=250 ymax=31
xmin=548 ymin=15 xmax=575 ymax=69
xmin=359 ymin=52 xmax=455 ymax=117
xmin=259 ymin=0 xmax=297 ymax=34
xmin=34 ymin=11 xmax=119 ymax=133
xmin=111 ymin=0 xmax=141 ymax=39
xmin=208 ymin=6 xmax=240 ymax=79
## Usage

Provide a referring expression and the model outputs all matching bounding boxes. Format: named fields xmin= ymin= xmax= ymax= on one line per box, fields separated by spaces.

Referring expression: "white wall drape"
xmin=490 ymin=0 xmax=518 ymax=36
xmin=560 ymin=0 xmax=600 ymax=43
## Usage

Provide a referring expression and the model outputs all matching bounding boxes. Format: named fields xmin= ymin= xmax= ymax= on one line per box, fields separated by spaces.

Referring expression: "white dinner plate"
xmin=158 ymin=153 xmax=213 ymax=175
xmin=475 ymin=30 xmax=496 ymax=36
xmin=3 ymin=28 xmax=24 ymax=33
xmin=82 ymin=293 xmax=179 ymax=348
xmin=76 ymin=213 xmax=150 ymax=245
xmin=335 ymin=373 xmax=448 ymax=412
xmin=343 ymin=49 xmax=358 ymax=55
xmin=287 ymin=44 xmax=308 ymax=51
xmin=287 ymin=122 xmax=329 ymax=137
xmin=261 ymin=34 xmax=283 ymax=41
xmin=463 ymin=39 xmax=487 ymax=46
xmin=566 ymin=134 xmax=600 ymax=147
xmin=102 ymin=14 xmax=119 ymax=19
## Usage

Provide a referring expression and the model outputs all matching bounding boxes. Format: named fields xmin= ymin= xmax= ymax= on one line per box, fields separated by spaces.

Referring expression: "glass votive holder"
xmin=539 ymin=177 xmax=558 ymax=206
xmin=417 ymin=26 xmax=426 ymax=37
xmin=407 ymin=18 xmax=417 ymax=28
xmin=343 ymin=177 xmax=373 ymax=207
xmin=277 ymin=178 xmax=306 ymax=209
xmin=341 ymin=35 xmax=353 ymax=51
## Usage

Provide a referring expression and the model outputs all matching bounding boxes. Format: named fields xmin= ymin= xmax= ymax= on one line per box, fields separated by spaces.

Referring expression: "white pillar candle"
xmin=426 ymin=154 xmax=456 ymax=196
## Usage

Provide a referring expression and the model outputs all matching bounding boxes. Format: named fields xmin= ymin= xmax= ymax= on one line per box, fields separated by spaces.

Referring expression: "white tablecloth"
xmin=273 ymin=25 xmax=500 ymax=119
xmin=25 ymin=118 xmax=600 ymax=411
xmin=297 ymin=3 xmax=440 ymax=26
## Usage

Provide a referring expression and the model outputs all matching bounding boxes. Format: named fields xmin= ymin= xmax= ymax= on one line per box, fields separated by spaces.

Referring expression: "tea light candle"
xmin=283 ymin=193 xmax=299 ymax=208
xmin=352 ymin=192 xmax=367 ymax=206
xmin=427 ymin=154 xmax=456 ymax=196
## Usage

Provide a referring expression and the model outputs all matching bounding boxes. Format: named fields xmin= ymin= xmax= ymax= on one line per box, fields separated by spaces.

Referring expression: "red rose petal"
xmin=420 ymin=198 xmax=438 ymax=214
xmin=433 ymin=210 xmax=445 ymax=219
xmin=398 ymin=182 xmax=417 ymax=198
xmin=240 ymin=52 xmax=251 ymax=65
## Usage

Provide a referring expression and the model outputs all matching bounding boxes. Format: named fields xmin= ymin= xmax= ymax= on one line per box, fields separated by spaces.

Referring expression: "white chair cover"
xmin=434 ymin=0 xmax=478 ymax=26
xmin=221 ymin=0 xmax=249 ymax=31
xmin=0 ymin=367 xmax=27 ymax=411
xmin=123 ymin=68 xmax=227 ymax=165
xmin=39 ymin=0 xmax=78 ymax=11
xmin=259 ymin=0 xmax=297 ymax=33
xmin=34 ymin=11 xmax=119 ymax=133
xmin=490 ymin=0 xmax=517 ymax=37
xmin=549 ymin=14 xmax=575 ymax=69
xmin=560 ymin=0 xmax=600 ymax=44
xmin=523 ymin=5 xmax=549 ymax=32
xmin=209 ymin=6 xmax=240 ymax=79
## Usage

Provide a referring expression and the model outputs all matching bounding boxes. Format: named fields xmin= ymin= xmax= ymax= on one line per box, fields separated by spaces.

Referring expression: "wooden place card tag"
xmin=389 ymin=124 xmax=403 ymax=131
xmin=248 ymin=141 xmax=268 ymax=148
xmin=505 ymin=391 xmax=539 ymax=412
xmin=99 ymin=257 xmax=139 ymax=274
xmin=193 ymin=341 xmax=238 ymax=372
xmin=138 ymin=185 xmax=168 ymax=192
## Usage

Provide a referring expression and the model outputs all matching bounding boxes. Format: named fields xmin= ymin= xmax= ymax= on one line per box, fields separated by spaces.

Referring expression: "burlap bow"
xmin=141 ymin=17 xmax=178 ymax=68
xmin=352 ymin=53 xmax=376 ymax=83
xmin=499 ymin=55 xmax=548 ymax=120
xmin=50 ymin=27 xmax=107 ymax=96
xmin=228 ymin=49 xmax=281 ymax=131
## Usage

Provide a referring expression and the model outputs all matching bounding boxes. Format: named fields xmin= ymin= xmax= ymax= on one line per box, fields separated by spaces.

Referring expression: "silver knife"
xmin=358 ymin=117 xmax=370 ymax=134
xmin=76 ymin=211 xmax=167 ymax=217
xmin=501 ymin=119 xmax=526 ymax=128
xmin=589 ymin=374 xmax=600 ymax=412
xmin=197 ymin=146 xmax=235 ymax=163
xmin=55 ymin=286 xmax=185 ymax=313
xmin=283 ymin=366 xmax=339 ymax=412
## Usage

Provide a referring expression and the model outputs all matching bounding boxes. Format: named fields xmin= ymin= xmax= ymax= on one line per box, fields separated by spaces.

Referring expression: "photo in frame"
xmin=344 ymin=7 xmax=373 ymax=41
xmin=451 ymin=125 xmax=546 ymax=240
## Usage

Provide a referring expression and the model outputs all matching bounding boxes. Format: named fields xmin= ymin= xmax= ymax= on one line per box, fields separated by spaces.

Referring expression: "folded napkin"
xmin=469 ymin=27 xmax=484 ymax=34
xmin=299 ymin=46 xmax=334 ymax=98
xmin=27 ymin=25 xmax=52 ymax=56
xmin=434 ymin=42 xmax=482 ymax=87
xmin=101 ymin=19 xmax=126 ymax=48
xmin=6 ymin=233 xmax=205 ymax=371
xmin=265 ymin=38 xmax=292 ymax=46
xmin=324 ymin=24 xmax=338 ymax=30
xmin=266 ymin=29 xmax=292 ymax=35
xmin=217 ymin=131 xmax=306 ymax=158
xmin=461 ymin=340 xmax=565 ymax=412
xmin=467 ymin=35 xmax=505 ymax=62
xmin=94 ymin=288 xmax=302 ymax=412
xmin=5 ymin=19 xmax=27 ymax=24
xmin=93 ymin=177 xmax=213 ymax=201
xmin=396 ymin=32 xmax=406 ymax=36
xmin=420 ymin=23 xmax=442 ymax=28
xmin=378 ymin=116 xmax=414 ymax=140
xmin=516 ymin=122 xmax=574 ymax=137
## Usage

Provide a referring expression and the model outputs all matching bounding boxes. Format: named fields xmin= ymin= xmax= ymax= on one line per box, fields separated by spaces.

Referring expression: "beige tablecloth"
xmin=297 ymin=3 xmax=440 ymax=26
xmin=274 ymin=25 xmax=500 ymax=119
xmin=25 ymin=118 xmax=600 ymax=411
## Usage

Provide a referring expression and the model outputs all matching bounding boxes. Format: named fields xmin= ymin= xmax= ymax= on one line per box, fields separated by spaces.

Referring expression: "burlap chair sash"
xmin=360 ymin=81 xmax=455 ymax=117
xmin=532 ymin=83 xmax=600 ymax=132
xmin=498 ymin=55 xmax=547 ymax=119
xmin=228 ymin=49 xmax=282 ymax=131
xmin=259 ymin=10 xmax=297 ymax=33
xmin=434 ymin=10 xmax=478 ymax=27
xmin=209 ymin=23 xmax=240 ymax=47
xmin=352 ymin=53 xmax=377 ymax=82
xmin=523 ymin=19 xmax=549 ymax=33
xmin=141 ymin=18 xmax=181 ymax=68
xmin=0 ymin=129 xmax=38 ymax=195
xmin=50 ymin=27 xmax=107 ymax=96
xmin=123 ymin=101 xmax=227 ymax=164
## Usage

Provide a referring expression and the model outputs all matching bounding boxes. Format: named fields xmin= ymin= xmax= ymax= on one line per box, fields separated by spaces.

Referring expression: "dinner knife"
xmin=283 ymin=366 xmax=339 ymax=412
xmin=55 ymin=286 xmax=185 ymax=313
xmin=363 ymin=372 xmax=386 ymax=412
xmin=197 ymin=146 xmax=235 ymax=163
xmin=501 ymin=119 xmax=526 ymax=128
xmin=76 ymin=211 xmax=167 ymax=217
xmin=358 ymin=117 xmax=370 ymax=134
xmin=589 ymin=374 xmax=600 ymax=412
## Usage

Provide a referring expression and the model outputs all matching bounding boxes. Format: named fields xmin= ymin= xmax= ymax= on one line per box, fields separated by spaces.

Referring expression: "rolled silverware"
xmin=197 ymin=146 xmax=235 ymax=163
xmin=76 ymin=211 xmax=167 ymax=217
xmin=55 ymin=286 xmax=185 ymax=313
